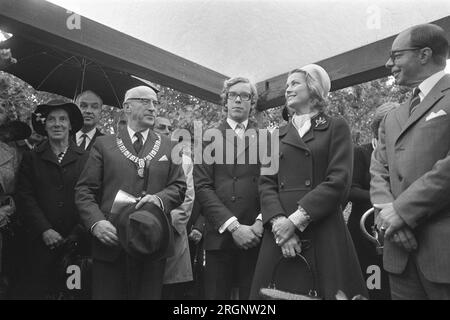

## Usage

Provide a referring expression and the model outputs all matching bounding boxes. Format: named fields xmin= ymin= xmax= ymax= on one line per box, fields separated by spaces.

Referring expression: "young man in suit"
xmin=75 ymin=86 xmax=186 ymax=299
xmin=75 ymin=90 xmax=104 ymax=151
xmin=194 ymin=77 xmax=263 ymax=300
xmin=370 ymin=23 xmax=450 ymax=300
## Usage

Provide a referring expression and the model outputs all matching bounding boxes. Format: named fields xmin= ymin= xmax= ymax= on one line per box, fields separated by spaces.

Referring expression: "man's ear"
xmin=419 ymin=47 xmax=433 ymax=65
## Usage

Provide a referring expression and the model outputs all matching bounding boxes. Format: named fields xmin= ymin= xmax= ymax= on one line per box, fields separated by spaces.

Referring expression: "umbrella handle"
xmin=360 ymin=208 xmax=384 ymax=255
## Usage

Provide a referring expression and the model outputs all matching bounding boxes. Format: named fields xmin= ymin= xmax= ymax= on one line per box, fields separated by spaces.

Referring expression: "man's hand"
xmin=374 ymin=203 xmax=406 ymax=239
xmin=136 ymin=194 xmax=161 ymax=210
xmin=232 ymin=225 xmax=260 ymax=250
xmin=391 ymin=227 xmax=418 ymax=252
xmin=92 ymin=220 xmax=119 ymax=246
xmin=272 ymin=216 xmax=296 ymax=246
xmin=280 ymin=234 xmax=302 ymax=258
xmin=250 ymin=219 xmax=264 ymax=239
xmin=42 ymin=229 xmax=64 ymax=250
xmin=188 ymin=229 xmax=203 ymax=244
xmin=0 ymin=205 xmax=14 ymax=228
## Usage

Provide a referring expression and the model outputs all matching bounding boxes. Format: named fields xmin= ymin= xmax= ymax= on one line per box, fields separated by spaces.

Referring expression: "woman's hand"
xmin=42 ymin=229 xmax=64 ymax=250
xmin=272 ymin=216 xmax=296 ymax=246
xmin=280 ymin=234 xmax=302 ymax=258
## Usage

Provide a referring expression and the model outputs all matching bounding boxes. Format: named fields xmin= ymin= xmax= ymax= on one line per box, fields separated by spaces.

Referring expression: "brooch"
xmin=315 ymin=117 xmax=326 ymax=127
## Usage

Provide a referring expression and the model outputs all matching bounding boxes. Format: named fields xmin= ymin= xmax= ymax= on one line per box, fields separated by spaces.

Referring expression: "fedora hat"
xmin=0 ymin=120 xmax=31 ymax=142
xmin=115 ymin=202 xmax=172 ymax=260
xmin=32 ymin=99 xmax=83 ymax=136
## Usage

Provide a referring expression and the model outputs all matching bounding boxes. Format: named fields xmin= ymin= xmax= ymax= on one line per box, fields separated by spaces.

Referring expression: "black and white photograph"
xmin=1 ymin=0 xmax=450 ymax=304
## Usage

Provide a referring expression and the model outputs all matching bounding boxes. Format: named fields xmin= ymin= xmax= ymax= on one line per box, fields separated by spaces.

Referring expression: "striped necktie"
xmin=235 ymin=123 xmax=245 ymax=139
xmin=409 ymin=87 xmax=421 ymax=115
xmin=133 ymin=132 xmax=143 ymax=154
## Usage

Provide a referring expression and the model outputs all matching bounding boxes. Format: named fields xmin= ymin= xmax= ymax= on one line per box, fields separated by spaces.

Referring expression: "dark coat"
xmin=194 ymin=120 xmax=261 ymax=250
xmin=250 ymin=113 xmax=367 ymax=300
xmin=15 ymin=140 xmax=88 ymax=298
xmin=348 ymin=144 xmax=390 ymax=300
xmin=16 ymin=140 xmax=88 ymax=240
xmin=75 ymin=127 xmax=186 ymax=299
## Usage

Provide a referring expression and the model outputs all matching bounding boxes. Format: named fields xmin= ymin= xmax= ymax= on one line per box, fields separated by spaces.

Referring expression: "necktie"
xmin=235 ymin=123 xmax=245 ymax=139
xmin=133 ymin=132 xmax=143 ymax=154
xmin=409 ymin=87 xmax=421 ymax=115
xmin=79 ymin=134 xmax=88 ymax=150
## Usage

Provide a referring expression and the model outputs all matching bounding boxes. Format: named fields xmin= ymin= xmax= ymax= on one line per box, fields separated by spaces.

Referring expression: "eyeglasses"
xmin=227 ymin=92 xmax=252 ymax=101
xmin=127 ymin=98 xmax=160 ymax=107
xmin=156 ymin=124 xmax=173 ymax=131
xmin=389 ymin=47 xmax=423 ymax=62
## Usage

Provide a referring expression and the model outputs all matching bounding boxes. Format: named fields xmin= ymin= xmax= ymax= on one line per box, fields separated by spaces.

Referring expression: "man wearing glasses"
xmin=194 ymin=77 xmax=263 ymax=299
xmin=75 ymin=86 xmax=186 ymax=299
xmin=371 ymin=23 xmax=450 ymax=299
xmin=154 ymin=116 xmax=173 ymax=136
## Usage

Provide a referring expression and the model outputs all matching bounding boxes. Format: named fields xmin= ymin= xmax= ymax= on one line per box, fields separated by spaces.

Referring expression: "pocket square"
xmin=158 ymin=155 xmax=168 ymax=161
xmin=426 ymin=109 xmax=447 ymax=121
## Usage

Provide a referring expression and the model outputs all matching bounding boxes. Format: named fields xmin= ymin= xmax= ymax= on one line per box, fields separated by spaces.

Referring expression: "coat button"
xmin=305 ymin=180 xmax=311 ymax=187
xmin=233 ymin=176 xmax=238 ymax=181
xmin=280 ymin=182 xmax=285 ymax=189
xmin=305 ymin=151 xmax=310 ymax=157
xmin=57 ymin=201 xmax=64 ymax=207
xmin=231 ymin=196 xmax=236 ymax=202
xmin=398 ymin=175 xmax=403 ymax=182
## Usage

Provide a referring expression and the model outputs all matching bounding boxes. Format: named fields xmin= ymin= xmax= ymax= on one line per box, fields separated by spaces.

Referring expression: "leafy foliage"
xmin=0 ymin=71 xmax=411 ymax=145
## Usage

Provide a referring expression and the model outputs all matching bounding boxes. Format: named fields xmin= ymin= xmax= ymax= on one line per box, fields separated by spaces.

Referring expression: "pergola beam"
xmin=256 ymin=15 xmax=450 ymax=110
xmin=0 ymin=0 xmax=228 ymax=104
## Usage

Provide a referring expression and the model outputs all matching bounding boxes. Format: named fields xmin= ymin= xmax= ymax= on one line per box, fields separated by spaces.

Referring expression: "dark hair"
xmin=409 ymin=24 xmax=449 ymax=66
xmin=75 ymin=90 xmax=103 ymax=106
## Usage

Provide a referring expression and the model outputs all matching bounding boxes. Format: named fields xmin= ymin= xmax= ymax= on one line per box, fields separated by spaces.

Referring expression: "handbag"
xmin=259 ymin=241 xmax=321 ymax=300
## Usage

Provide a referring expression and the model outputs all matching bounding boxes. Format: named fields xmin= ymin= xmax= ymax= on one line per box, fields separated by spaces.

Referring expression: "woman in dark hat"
xmin=15 ymin=99 xmax=88 ymax=299
xmin=250 ymin=65 xmax=367 ymax=300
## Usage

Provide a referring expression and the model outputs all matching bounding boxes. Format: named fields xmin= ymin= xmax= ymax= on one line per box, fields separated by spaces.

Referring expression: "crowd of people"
xmin=0 ymin=23 xmax=449 ymax=300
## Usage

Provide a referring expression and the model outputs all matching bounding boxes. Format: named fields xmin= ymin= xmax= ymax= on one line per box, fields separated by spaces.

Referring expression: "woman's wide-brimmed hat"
xmin=32 ymin=99 xmax=83 ymax=136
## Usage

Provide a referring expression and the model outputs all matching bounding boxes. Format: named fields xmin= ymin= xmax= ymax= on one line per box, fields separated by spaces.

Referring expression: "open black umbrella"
xmin=1 ymin=35 xmax=158 ymax=107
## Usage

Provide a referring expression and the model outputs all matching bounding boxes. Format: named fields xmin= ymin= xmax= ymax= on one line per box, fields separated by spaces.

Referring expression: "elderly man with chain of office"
xmin=75 ymin=86 xmax=186 ymax=299
xmin=370 ymin=24 xmax=450 ymax=300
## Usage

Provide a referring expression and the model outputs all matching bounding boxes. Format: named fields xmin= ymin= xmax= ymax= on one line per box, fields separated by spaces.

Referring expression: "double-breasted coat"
xmin=250 ymin=113 xmax=367 ymax=300
xmin=75 ymin=127 xmax=186 ymax=299
xmin=15 ymin=140 xmax=88 ymax=297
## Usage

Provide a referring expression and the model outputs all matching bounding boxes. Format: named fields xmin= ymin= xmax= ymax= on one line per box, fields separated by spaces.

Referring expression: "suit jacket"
xmin=194 ymin=120 xmax=261 ymax=250
xmin=86 ymin=128 xmax=104 ymax=151
xmin=75 ymin=127 xmax=186 ymax=262
xmin=370 ymin=74 xmax=450 ymax=283
xmin=163 ymin=152 xmax=195 ymax=284
xmin=250 ymin=114 xmax=367 ymax=300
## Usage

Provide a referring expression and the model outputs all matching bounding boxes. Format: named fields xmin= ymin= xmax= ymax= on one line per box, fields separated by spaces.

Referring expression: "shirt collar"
xmin=226 ymin=118 xmax=248 ymax=131
xmin=418 ymin=70 xmax=446 ymax=100
xmin=76 ymin=127 xmax=97 ymax=141
xmin=127 ymin=126 xmax=149 ymax=143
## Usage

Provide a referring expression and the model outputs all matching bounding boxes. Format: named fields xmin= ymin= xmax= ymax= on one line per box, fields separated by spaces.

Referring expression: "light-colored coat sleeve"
xmin=170 ymin=154 xmax=195 ymax=235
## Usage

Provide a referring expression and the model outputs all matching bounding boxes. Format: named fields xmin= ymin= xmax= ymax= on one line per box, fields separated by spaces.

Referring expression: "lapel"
xmin=35 ymin=141 xmax=59 ymax=166
xmin=394 ymin=102 xmax=410 ymax=129
xmin=60 ymin=141 xmax=84 ymax=167
xmin=396 ymin=74 xmax=450 ymax=144
xmin=280 ymin=121 xmax=309 ymax=151
xmin=140 ymin=129 xmax=158 ymax=158
xmin=87 ymin=128 xmax=104 ymax=150
xmin=118 ymin=126 xmax=138 ymax=156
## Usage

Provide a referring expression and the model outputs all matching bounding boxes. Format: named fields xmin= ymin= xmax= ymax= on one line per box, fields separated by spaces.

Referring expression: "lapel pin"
xmin=315 ymin=117 xmax=326 ymax=127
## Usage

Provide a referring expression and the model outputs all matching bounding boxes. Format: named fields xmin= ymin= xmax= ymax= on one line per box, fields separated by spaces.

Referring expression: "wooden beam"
xmin=0 ymin=0 xmax=228 ymax=104
xmin=256 ymin=15 xmax=450 ymax=110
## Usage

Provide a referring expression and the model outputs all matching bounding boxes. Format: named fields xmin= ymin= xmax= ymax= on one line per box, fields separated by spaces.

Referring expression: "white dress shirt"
xmin=127 ymin=126 xmax=149 ymax=145
xmin=76 ymin=128 xmax=97 ymax=149
xmin=417 ymin=70 xmax=446 ymax=102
